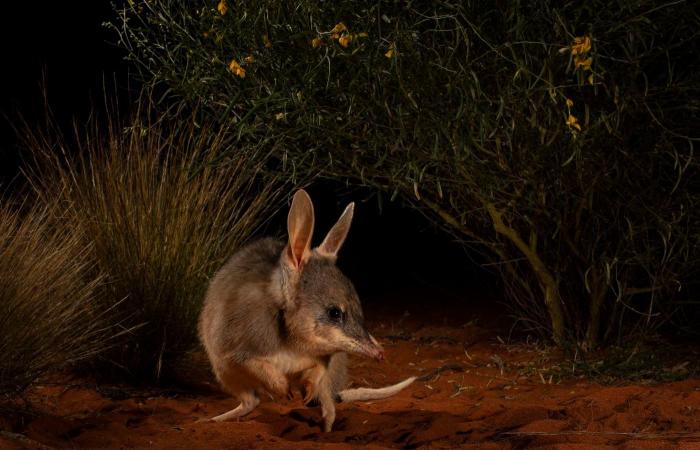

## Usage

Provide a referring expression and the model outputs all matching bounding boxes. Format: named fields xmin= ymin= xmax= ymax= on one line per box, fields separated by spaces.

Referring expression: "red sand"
xmin=2 ymin=300 xmax=700 ymax=449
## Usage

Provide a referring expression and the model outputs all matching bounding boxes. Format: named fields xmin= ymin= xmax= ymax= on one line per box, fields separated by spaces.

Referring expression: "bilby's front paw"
xmin=301 ymin=379 xmax=317 ymax=405
xmin=321 ymin=405 xmax=336 ymax=432
xmin=300 ymin=364 xmax=325 ymax=406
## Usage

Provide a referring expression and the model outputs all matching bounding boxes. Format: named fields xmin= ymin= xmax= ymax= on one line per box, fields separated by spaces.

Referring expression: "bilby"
xmin=198 ymin=189 xmax=415 ymax=431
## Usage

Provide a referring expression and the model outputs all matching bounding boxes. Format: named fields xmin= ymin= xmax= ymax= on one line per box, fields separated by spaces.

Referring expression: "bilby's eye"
xmin=327 ymin=306 xmax=343 ymax=323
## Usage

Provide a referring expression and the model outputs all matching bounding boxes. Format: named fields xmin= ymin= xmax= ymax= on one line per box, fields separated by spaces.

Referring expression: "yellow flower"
xmin=244 ymin=54 xmax=255 ymax=63
xmin=571 ymin=36 xmax=591 ymax=56
xmin=263 ymin=34 xmax=272 ymax=48
xmin=565 ymin=98 xmax=574 ymax=109
xmin=330 ymin=22 xmax=347 ymax=34
xmin=385 ymin=48 xmax=395 ymax=58
xmin=338 ymin=34 xmax=353 ymax=48
xmin=566 ymin=114 xmax=581 ymax=132
xmin=217 ymin=0 xmax=228 ymax=15
xmin=311 ymin=37 xmax=323 ymax=48
xmin=574 ymin=56 xmax=592 ymax=70
xmin=275 ymin=112 xmax=287 ymax=121
xmin=228 ymin=59 xmax=246 ymax=78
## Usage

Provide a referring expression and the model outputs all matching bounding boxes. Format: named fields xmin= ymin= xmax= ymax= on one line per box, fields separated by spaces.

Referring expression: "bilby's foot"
xmin=200 ymin=390 xmax=259 ymax=422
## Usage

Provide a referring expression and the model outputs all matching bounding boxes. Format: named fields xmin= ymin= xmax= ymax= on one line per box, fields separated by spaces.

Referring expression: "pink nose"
xmin=367 ymin=333 xmax=385 ymax=361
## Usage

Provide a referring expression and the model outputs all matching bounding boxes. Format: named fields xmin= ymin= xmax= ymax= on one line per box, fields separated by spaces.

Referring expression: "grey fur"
xmin=198 ymin=190 xmax=414 ymax=431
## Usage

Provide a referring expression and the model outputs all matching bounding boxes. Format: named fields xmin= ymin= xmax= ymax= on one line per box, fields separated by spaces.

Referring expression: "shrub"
xmin=26 ymin=104 xmax=283 ymax=382
xmin=111 ymin=1 xmax=700 ymax=348
xmin=0 ymin=201 xmax=105 ymax=400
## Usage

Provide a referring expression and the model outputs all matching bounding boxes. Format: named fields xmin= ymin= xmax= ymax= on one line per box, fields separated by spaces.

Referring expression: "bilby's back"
xmin=199 ymin=237 xmax=285 ymax=369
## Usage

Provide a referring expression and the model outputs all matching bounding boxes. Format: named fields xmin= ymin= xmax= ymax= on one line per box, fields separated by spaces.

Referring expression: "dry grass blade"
xmin=0 ymin=200 xmax=106 ymax=401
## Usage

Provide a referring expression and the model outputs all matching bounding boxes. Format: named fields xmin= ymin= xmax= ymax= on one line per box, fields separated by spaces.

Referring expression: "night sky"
xmin=1 ymin=2 xmax=127 ymax=178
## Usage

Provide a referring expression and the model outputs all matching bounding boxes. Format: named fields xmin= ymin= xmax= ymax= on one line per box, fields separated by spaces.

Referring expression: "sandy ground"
xmin=2 ymin=297 xmax=700 ymax=449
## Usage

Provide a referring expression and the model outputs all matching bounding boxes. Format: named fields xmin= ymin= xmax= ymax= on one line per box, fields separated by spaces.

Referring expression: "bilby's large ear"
xmin=285 ymin=189 xmax=315 ymax=269
xmin=317 ymin=202 xmax=354 ymax=258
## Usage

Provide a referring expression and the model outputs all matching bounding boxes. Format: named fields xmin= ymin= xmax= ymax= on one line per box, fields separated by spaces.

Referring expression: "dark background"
xmin=0 ymin=1 xmax=495 ymax=314
xmin=0 ymin=2 xmax=126 ymax=179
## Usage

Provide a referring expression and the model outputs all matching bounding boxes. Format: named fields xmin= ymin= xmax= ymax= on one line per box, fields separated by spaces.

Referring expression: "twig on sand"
xmin=502 ymin=430 xmax=700 ymax=440
xmin=416 ymin=363 xmax=465 ymax=382
xmin=1 ymin=430 xmax=46 ymax=447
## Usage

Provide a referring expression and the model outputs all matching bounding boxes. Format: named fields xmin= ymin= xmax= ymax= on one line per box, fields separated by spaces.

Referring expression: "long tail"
xmin=337 ymin=376 xmax=416 ymax=403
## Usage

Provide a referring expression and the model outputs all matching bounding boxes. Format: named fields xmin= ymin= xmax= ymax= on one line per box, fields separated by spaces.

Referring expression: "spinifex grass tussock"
xmin=26 ymin=107 xmax=284 ymax=383
xmin=111 ymin=1 xmax=700 ymax=349
xmin=0 ymin=200 xmax=106 ymax=401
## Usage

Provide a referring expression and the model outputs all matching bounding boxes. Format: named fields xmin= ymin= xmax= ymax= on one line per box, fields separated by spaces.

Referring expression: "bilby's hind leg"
xmin=243 ymin=357 xmax=291 ymax=398
xmin=206 ymin=390 xmax=259 ymax=422
xmin=201 ymin=359 xmax=261 ymax=422
xmin=327 ymin=353 xmax=348 ymax=395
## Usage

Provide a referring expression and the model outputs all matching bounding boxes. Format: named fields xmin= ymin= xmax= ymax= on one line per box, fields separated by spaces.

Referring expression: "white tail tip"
xmin=338 ymin=376 xmax=416 ymax=403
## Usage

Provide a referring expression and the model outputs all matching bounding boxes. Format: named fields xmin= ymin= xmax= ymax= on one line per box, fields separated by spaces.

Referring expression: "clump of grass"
xmin=515 ymin=337 xmax=699 ymax=384
xmin=0 ymin=200 xmax=105 ymax=400
xmin=567 ymin=346 xmax=699 ymax=384
xmin=26 ymin=105 xmax=283 ymax=383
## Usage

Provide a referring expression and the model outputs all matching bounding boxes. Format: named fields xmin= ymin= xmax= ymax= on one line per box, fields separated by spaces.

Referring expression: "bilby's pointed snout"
xmin=349 ymin=330 xmax=384 ymax=361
